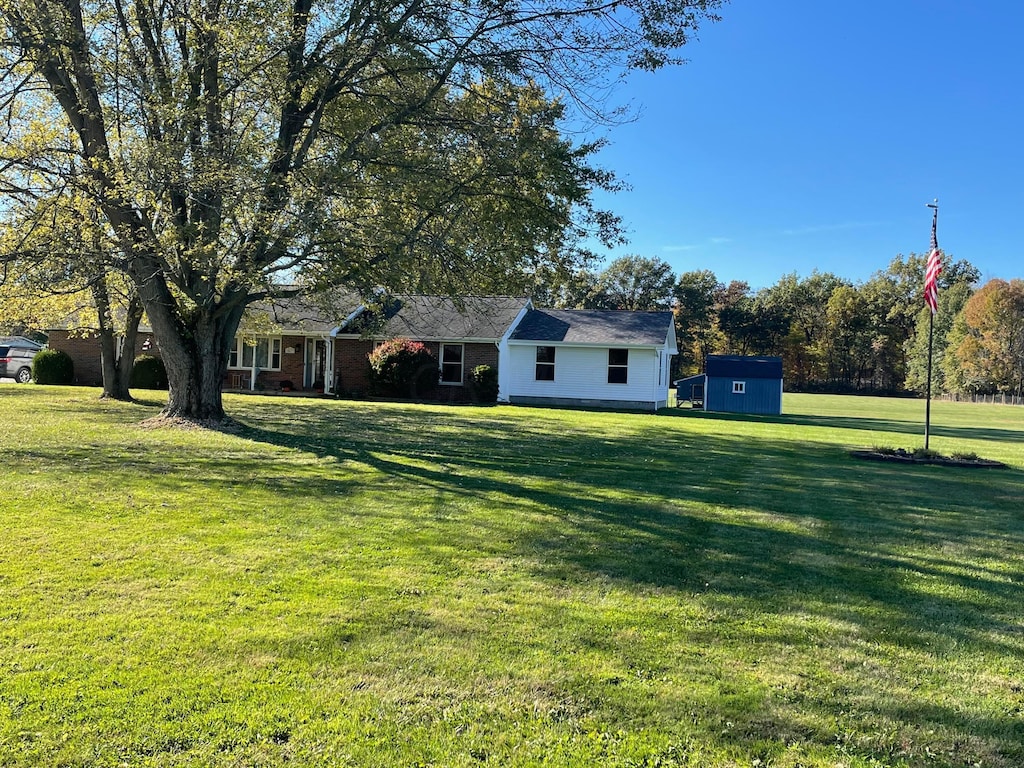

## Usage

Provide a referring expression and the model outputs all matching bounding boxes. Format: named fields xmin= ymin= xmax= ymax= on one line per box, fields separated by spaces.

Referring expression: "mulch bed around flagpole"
xmin=850 ymin=448 xmax=1007 ymax=469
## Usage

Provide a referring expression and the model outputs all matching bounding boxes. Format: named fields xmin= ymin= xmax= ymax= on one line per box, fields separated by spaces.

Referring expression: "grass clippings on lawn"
xmin=1 ymin=386 xmax=1023 ymax=767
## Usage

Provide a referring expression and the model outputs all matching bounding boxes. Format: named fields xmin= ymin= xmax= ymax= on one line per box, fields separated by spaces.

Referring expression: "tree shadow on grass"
xmin=16 ymin=393 xmax=1023 ymax=767
xmin=229 ymin=403 xmax=1024 ymax=645
xmin=660 ymin=406 xmax=1024 ymax=444
xmin=226 ymin=403 xmax=1024 ymax=765
xmin=16 ymin=393 xmax=1020 ymax=660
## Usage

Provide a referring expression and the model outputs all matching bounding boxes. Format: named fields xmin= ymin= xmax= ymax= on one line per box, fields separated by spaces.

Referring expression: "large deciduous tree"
xmin=527 ymin=263 xmax=604 ymax=309
xmin=947 ymin=278 xmax=1024 ymax=396
xmin=593 ymin=255 xmax=675 ymax=311
xmin=776 ymin=271 xmax=848 ymax=388
xmin=860 ymin=254 xmax=978 ymax=392
xmin=0 ymin=0 xmax=724 ymax=421
xmin=905 ymin=267 xmax=976 ymax=396
xmin=672 ymin=268 xmax=720 ymax=375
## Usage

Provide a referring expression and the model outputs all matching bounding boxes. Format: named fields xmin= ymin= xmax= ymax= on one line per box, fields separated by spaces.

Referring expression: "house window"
xmin=229 ymin=337 xmax=282 ymax=370
xmin=732 ymin=380 xmax=746 ymax=394
xmin=440 ymin=343 xmax=464 ymax=384
xmin=535 ymin=346 xmax=555 ymax=381
xmin=608 ymin=348 xmax=628 ymax=384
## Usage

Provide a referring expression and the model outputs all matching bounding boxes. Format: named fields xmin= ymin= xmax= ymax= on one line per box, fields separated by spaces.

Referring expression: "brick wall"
xmin=279 ymin=336 xmax=306 ymax=388
xmin=424 ymin=341 xmax=499 ymax=403
xmin=334 ymin=338 xmax=374 ymax=394
xmin=338 ymin=339 xmax=498 ymax=402
xmin=47 ymin=330 xmax=158 ymax=387
xmin=48 ymin=329 xmax=501 ymax=401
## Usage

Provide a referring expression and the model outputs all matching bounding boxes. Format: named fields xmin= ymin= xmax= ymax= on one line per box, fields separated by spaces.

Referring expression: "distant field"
xmin=1 ymin=386 xmax=1022 ymax=767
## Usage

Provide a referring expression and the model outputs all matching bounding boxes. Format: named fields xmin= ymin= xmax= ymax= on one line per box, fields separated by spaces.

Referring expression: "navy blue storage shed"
xmin=704 ymin=355 xmax=783 ymax=415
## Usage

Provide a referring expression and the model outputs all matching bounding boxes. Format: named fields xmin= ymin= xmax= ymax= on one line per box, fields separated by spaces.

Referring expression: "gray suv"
xmin=0 ymin=345 xmax=39 ymax=383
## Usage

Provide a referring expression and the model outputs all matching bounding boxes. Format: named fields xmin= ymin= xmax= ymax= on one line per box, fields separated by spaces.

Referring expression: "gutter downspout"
xmin=326 ymin=331 xmax=337 ymax=394
xmin=326 ymin=304 xmax=365 ymax=395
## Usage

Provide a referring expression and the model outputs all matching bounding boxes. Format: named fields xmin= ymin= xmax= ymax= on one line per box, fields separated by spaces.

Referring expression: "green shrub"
xmin=368 ymin=338 xmax=437 ymax=398
xmin=951 ymin=451 xmax=980 ymax=461
xmin=470 ymin=364 xmax=499 ymax=403
xmin=131 ymin=355 xmax=168 ymax=390
xmin=32 ymin=349 xmax=74 ymax=385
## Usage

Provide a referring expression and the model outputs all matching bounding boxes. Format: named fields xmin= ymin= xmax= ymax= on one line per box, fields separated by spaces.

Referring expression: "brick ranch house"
xmin=48 ymin=294 xmax=530 ymax=403
xmin=48 ymin=294 xmax=679 ymax=410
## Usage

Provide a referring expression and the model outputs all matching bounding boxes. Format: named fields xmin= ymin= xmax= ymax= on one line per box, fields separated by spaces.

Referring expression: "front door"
xmin=304 ymin=338 xmax=327 ymax=390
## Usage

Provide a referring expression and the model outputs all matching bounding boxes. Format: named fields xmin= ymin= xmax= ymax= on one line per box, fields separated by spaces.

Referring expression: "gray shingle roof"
xmin=42 ymin=290 xmax=360 ymax=335
xmin=257 ymin=291 xmax=361 ymax=334
xmin=344 ymin=295 xmax=529 ymax=341
xmin=509 ymin=309 xmax=674 ymax=346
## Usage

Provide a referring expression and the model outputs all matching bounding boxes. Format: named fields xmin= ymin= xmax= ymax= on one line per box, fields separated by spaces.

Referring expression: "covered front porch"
xmin=224 ymin=334 xmax=337 ymax=394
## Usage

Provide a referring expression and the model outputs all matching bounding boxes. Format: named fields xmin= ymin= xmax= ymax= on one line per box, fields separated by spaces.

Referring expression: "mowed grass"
xmin=1 ymin=387 xmax=1023 ymax=767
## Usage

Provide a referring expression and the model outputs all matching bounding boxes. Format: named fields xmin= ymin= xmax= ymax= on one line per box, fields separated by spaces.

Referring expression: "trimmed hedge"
xmin=32 ymin=349 xmax=74 ymax=385
xmin=131 ymin=355 xmax=168 ymax=390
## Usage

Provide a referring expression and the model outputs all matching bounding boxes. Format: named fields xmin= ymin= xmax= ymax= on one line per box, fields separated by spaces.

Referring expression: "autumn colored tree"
xmin=947 ymin=279 xmax=1024 ymax=396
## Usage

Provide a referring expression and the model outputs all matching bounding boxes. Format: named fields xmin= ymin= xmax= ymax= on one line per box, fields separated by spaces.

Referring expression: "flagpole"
xmin=925 ymin=302 xmax=934 ymax=450
xmin=924 ymin=201 xmax=939 ymax=450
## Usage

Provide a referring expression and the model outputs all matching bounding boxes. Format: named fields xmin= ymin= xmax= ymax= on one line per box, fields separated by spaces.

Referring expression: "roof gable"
xmin=509 ymin=309 xmax=674 ymax=346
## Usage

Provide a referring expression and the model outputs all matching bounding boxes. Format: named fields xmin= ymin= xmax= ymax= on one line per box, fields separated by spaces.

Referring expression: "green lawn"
xmin=1 ymin=387 xmax=1023 ymax=767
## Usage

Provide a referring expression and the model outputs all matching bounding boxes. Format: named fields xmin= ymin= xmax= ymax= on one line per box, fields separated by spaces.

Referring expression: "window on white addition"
xmin=535 ymin=346 xmax=555 ymax=381
xmin=607 ymin=349 xmax=628 ymax=384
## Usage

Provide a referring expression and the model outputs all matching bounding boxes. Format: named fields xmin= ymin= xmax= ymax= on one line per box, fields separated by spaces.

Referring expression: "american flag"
xmin=924 ymin=209 xmax=942 ymax=315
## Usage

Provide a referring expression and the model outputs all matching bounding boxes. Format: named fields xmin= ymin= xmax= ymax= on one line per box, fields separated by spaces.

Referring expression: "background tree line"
xmin=534 ymin=253 xmax=1024 ymax=398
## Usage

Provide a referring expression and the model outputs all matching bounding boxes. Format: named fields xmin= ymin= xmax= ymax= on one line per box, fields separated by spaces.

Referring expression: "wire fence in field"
xmin=938 ymin=393 xmax=1024 ymax=406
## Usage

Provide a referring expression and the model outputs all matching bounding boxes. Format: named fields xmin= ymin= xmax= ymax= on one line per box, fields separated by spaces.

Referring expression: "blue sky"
xmin=586 ymin=1 xmax=1024 ymax=290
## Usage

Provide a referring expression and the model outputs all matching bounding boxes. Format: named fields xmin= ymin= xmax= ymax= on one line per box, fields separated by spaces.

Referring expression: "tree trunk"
xmin=92 ymin=277 xmax=143 ymax=401
xmin=128 ymin=265 xmax=246 ymax=422
xmin=156 ymin=308 xmax=242 ymax=422
xmin=116 ymin=295 xmax=145 ymax=397
xmin=96 ymin=326 xmax=120 ymax=398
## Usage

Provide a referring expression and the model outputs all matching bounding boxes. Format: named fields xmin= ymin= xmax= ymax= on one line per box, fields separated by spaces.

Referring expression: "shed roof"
xmin=509 ymin=309 xmax=675 ymax=347
xmin=706 ymin=355 xmax=783 ymax=379
xmin=673 ymin=374 xmax=706 ymax=387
